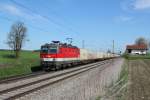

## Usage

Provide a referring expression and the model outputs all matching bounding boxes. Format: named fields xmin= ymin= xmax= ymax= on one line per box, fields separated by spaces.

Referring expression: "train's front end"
xmin=40 ymin=42 xmax=59 ymax=71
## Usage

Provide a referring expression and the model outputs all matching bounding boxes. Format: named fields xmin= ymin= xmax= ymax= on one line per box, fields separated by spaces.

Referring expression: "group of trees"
xmin=135 ymin=37 xmax=150 ymax=47
xmin=7 ymin=22 xmax=27 ymax=58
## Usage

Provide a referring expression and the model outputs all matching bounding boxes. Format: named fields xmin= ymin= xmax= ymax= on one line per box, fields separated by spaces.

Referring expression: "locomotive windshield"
xmin=41 ymin=47 xmax=49 ymax=53
xmin=49 ymin=48 xmax=57 ymax=53
xmin=41 ymin=46 xmax=58 ymax=54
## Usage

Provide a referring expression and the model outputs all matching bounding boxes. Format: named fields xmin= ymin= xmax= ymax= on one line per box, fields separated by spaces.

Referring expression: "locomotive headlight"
xmin=46 ymin=55 xmax=51 ymax=58
xmin=48 ymin=55 xmax=51 ymax=57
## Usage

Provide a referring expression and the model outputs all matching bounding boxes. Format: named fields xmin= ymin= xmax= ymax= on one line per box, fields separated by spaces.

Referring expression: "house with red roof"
xmin=126 ymin=44 xmax=148 ymax=55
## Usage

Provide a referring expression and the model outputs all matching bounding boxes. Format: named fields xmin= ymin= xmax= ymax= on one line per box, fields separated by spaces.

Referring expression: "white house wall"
xmin=131 ymin=50 xmax=147 ymax=54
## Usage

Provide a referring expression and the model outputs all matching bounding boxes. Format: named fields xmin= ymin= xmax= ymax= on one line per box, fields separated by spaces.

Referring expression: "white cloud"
xmin=121 ymin=0 xmax=150 ymax=10
xmin=0 ymin=4 xmax=48 ymax=23
xmin=133 ymin=0 xmax=150 ymax=10
xmin=0 ymin=4 xmax=22 ymax=16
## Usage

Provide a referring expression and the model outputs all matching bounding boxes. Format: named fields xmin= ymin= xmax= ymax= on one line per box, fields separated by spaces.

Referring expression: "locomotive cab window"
xmin=41 ymin=47 xmax=48 ymax=53
xmin=49 ymin=48 xmax=58 ymax=54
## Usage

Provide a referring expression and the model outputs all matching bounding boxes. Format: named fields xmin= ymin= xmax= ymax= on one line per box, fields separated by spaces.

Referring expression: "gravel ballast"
xmin=20 ymin=58 xmax=124 ymax=100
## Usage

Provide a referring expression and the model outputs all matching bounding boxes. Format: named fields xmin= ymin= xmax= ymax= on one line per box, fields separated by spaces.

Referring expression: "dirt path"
xmin=128 ymin=60 xmax=150 ymax=100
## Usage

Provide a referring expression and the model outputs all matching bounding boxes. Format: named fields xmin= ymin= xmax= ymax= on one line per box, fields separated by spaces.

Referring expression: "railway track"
xmin=0 ymin=63 xmax=95 ymax=84
xmin=0 ymin=71 xmax=47 ymax=84
xmin=0 ymin=59 xmax=113 ymax=100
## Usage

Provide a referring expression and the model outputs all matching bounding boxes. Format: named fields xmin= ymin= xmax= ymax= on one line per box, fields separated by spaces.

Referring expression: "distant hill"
xmin=0 ymin=49 xmax=40 ymax=52
xmin=33 ymin=50 xmax=40 ymax=52
xmin=0 ymin=49 xmax=11 ymax=51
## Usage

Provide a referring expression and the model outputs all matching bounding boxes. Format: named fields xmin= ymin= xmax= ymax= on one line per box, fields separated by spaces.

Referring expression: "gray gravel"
xmin=19 ymin=58 xmax=124 ymax=100
xmin=0 ymin=61 xmax=103 ymax=92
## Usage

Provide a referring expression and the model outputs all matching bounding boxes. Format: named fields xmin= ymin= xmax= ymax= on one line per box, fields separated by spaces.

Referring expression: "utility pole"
xmin=112 ymin=40 xmax=114 ymax=54
xmin=112 ymin=40 xmax=115 ymax=64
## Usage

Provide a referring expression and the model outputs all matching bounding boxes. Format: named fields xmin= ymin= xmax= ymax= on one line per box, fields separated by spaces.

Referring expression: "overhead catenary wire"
xmin=10 ymin=0 xmax=80 ymax=35
xmin=41 ymin=6 xmax=81 ymax=35
xmin=0 ymin=15 xmax=51 ymax=33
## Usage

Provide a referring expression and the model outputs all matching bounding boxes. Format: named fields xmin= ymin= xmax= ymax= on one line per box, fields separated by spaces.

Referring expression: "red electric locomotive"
xmin=40 ymin=41 xmax=80 ymax=71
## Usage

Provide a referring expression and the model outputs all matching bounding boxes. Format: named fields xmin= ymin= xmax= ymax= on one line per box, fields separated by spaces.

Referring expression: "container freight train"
xmin=40 ymin=41 xmax=117 ymax=71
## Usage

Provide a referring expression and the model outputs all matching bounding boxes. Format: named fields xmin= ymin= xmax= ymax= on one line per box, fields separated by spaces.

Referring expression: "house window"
xmin=128 ymin=49 xmax=131 ymax=53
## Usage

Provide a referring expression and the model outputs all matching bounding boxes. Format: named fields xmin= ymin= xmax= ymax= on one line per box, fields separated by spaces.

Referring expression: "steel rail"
xmin=0 ymin=59 xmax=113 ymax=100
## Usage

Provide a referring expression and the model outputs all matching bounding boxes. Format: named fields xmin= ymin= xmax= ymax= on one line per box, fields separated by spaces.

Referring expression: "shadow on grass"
xmin=31 ymin=66 xmax=43 ymax=72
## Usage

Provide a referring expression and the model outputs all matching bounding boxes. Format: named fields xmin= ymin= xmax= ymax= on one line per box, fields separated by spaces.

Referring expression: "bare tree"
xmin=7 ymin=22 xmax=27 ymax=58
xmin=135 ymin=37 xmax=148 ymax=45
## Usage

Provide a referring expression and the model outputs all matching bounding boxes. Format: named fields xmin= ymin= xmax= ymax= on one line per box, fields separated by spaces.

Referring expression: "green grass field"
xmin=123 ymin=53 xmax=150 ymax=60
xmin=0 ymin=50 xmax=41 ymax=79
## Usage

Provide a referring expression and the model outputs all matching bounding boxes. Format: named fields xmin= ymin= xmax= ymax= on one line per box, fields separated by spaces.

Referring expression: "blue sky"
xmin=0 ymin=0 xmax=150 ymax=53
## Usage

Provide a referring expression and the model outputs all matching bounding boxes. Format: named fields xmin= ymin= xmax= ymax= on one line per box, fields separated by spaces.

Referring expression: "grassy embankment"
xmin=97 ymin=59 xmax=128 ymax=100
xmin=112 ymin=60 xmax=128 ymax=99
xmin=123 ymin=53 xmax=150 ymax=60
xmin=97 ymin=54 xmax=150 ymax=100
xmin=0 ymin=50 xmax=41 ymax=79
